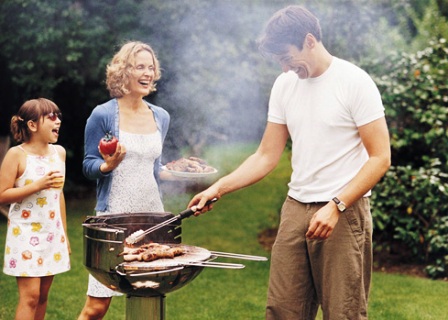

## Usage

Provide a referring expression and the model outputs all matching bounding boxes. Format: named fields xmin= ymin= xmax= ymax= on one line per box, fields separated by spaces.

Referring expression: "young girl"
xmin=0 ymin=98 xmax=71 ymax=320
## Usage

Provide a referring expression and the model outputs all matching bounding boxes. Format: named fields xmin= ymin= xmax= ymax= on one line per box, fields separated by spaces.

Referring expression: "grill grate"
xmin=119 ymin=245 xmax=211 ymax=271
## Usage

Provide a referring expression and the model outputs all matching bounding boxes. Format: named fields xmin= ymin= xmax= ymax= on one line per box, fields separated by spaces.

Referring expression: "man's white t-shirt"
xmin=268 ymin=57 xmax=385 ymax=202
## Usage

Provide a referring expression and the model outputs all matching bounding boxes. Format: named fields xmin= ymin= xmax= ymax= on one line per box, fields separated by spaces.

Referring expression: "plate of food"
xmin=162 ymin=157 xmax=218 ymax=178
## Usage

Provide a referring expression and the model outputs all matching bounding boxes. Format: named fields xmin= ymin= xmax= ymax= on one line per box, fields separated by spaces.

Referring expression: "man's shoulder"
xmin=273 ymin=71 xmax=299 ymax=90
xmin=276 ymin=70 xmax=298 ymax=81
xmin=333 ymin=57 xmax=369 ymax=77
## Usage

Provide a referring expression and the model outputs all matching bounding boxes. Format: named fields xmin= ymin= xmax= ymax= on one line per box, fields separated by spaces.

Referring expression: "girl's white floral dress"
xmin=3 ymin=145 xmax=70 ymax=277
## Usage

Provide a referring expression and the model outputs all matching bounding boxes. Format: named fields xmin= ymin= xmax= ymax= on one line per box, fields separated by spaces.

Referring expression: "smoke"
xmin=133 ymin=0 xmax=402 ymax=194
xmin=132 ymin=1 xmax=287 ymax=194
xmin=138 ymin=2 xmax=282 ymax=161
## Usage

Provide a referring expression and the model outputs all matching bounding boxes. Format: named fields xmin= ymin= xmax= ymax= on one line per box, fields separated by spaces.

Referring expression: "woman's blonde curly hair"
xmin=106 ymin=41 xmax=161 ymax=98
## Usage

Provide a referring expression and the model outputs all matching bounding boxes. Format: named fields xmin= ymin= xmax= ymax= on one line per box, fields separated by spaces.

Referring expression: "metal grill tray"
xmin=115 ymin=244 xmax=269 ymax=276
xmin=120 ymin=245 xmax=212 ymax=271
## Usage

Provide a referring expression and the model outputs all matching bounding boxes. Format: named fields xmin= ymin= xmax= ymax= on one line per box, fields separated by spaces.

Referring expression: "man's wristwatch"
xmin=332 ymin=197 xmax=346 ymax=212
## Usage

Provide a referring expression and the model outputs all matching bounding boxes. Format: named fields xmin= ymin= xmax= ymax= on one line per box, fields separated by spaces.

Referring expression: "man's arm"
xmin=306 ymin=117 xmax=391 ymax=239
xmin=188 ymin=122 xmax=290 ymax=211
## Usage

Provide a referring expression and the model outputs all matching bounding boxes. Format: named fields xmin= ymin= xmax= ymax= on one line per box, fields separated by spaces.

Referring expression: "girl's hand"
xmin=36 ymin=171 xmax=64 ymax=191
xmin=99 ymin=142 xmax=126 ymax=173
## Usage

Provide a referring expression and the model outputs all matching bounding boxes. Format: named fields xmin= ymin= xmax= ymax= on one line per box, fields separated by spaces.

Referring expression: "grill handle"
xmin=115 ymin=265 xmax=185 ymax=277
xmin=210 ymin=251 xmax=268 ymax=261
xmin=184 ymin=261 xmax=245 ymax=269
xmin=115 ymin=261 xmax=244 ymax=277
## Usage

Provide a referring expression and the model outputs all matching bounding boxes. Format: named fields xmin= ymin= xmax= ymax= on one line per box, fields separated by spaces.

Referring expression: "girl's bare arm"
xmin=0 ymin=147 xmax=59 ymax=204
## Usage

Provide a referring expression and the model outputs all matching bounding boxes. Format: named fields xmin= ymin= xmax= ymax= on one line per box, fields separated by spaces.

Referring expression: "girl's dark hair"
xmin=258 ymin=5 xmax=322 ymax=57
xmin=11 ymin=98 xmax=60 ymax=143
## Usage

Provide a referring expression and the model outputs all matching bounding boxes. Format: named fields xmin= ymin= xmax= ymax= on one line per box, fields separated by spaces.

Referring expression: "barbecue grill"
xmin=83 ymin=211 xmax=267 ymax=320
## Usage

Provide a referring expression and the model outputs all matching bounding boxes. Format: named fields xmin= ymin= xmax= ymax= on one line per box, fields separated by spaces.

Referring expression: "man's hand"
xmin=188 ymin=185 xmax=221 ymax=216
xmin=306 ymin=202 xmax=340 ymax=240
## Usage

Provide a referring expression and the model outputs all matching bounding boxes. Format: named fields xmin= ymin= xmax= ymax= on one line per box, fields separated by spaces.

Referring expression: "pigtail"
xmin=10 ymin=115 xmax=28 ymax=143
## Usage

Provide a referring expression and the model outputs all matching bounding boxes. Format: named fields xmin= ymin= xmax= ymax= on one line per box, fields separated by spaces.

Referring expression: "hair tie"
xmin=18 ymin=117 xmax=24 ymax=122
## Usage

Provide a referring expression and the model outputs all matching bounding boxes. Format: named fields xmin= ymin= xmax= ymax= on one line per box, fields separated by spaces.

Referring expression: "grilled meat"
xmin=120 ymin=243 xmax=185 ymax=262
xmin=165 ymin=157 xmax=216 ymax=173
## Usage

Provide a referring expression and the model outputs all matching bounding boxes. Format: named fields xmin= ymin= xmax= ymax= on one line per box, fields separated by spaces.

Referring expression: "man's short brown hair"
xmin=258 ymin=5 xmax=322 ymax=58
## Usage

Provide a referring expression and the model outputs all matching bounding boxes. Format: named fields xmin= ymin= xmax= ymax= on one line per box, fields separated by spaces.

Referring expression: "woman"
xmin=78 ymin=41 xmax=170 ymax=319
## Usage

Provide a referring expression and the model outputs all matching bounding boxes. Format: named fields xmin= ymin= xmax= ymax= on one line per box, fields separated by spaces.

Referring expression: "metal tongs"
xmin=125 ymin=198 xmax=218 ymax=245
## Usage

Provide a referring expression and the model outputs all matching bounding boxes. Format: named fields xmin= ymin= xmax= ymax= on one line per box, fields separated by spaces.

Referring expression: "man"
xmin=188 ymin=5 xmax=391 ymax=320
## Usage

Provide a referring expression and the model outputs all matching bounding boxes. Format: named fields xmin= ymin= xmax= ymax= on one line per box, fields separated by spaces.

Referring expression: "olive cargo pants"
xmin=266 ymin=196 xmax=372 ymax=320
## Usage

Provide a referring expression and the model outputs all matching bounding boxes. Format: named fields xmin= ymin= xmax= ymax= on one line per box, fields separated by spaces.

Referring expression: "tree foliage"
xmin=370 ymin=38 xmax=448 ymax=278
xmin=407 ymin=0 xmax=448 ymax=51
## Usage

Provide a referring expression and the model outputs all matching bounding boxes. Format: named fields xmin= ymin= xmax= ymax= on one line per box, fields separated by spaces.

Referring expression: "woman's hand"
xmin=99 ymin=142 xmax=126 ymax=173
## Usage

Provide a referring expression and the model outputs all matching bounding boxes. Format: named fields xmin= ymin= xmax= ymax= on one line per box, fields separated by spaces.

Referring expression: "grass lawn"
xmin=1 ymin=143 xmax=447 ymax=319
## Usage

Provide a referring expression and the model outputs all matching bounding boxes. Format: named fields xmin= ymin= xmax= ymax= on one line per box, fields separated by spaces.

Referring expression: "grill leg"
xmin=126 ymin=295 xmax=165 ymax=320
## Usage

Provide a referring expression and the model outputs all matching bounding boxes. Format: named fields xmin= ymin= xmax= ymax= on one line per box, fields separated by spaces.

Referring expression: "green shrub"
xmin=371 ymin=161 xmax=448 ymax=278
xmin=369 ymin=38 xmax=448 ymax=278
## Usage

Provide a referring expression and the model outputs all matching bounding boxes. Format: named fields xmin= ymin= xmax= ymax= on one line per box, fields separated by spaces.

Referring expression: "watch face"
xmin=332 ymin=197 xmax=346 ymax=212
xmin=338 ymin=203 xmax=346 ymax=212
